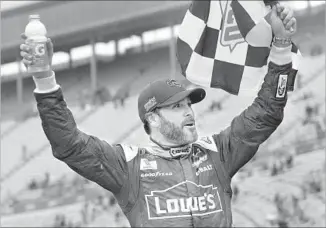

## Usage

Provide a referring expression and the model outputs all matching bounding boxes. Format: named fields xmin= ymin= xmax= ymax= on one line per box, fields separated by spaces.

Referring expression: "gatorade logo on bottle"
xmin=25 ymin=14 xmax=50 ymax=73
xmin=34 ymin=43 xmax=46 ymax=56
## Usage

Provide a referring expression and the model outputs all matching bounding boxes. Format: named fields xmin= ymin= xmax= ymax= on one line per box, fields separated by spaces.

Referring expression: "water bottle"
xmin=25 ymin=14 xmax=50 ymax=73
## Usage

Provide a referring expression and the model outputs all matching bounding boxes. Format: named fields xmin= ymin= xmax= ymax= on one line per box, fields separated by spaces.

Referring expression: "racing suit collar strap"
xmin=169 ymin=146 xmax=192 ymax=158
xmin=149 ymin=138 xmax=191 ymax=158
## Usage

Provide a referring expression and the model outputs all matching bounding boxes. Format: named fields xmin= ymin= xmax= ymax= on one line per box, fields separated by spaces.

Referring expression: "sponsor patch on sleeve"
xmin=276 ymin=74 xmax=288 ymax=99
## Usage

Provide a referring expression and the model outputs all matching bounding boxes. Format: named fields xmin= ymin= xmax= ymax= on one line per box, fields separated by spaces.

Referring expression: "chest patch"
xmin=144 ymin=180 xmax=223 ymax=220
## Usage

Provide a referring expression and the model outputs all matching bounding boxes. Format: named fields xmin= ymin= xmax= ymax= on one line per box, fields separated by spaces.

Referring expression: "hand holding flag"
xmin=176 ymin=0 xmax=301 ymax=96
xmin=270 ymin=4 xmax=296 ymax=39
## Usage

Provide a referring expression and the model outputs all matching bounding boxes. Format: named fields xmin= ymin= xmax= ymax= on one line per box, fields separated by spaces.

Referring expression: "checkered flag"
xmin=176 ymin=0 xmax=301 ymax=95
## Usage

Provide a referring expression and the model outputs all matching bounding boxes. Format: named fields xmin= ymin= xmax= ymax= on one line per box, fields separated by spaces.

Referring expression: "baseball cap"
xmin=138 ymin=79 xmax=206 ymax=122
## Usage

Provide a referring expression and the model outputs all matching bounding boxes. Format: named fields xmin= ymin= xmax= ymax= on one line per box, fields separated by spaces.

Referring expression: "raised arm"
xmin=213 ymin=4 xmax=297 ymax=178
xmin=20 ymin=37 xmax=128 ymax=195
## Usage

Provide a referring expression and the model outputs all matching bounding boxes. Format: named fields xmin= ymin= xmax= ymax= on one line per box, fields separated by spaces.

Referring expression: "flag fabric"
xmin=176 ymin=0 xmax=301 ymax=95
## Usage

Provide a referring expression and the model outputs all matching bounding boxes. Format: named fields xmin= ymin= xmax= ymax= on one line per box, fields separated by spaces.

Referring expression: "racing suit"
xmin=33 ymin=44 xmax=292 ymax=227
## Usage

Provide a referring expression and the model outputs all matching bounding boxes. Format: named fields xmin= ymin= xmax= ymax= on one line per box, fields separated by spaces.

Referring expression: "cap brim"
xmin=157 ymin=87 xmax=206 ymax=108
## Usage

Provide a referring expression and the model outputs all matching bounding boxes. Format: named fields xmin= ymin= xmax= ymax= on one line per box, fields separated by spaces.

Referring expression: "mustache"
xmin=182 ymin=117 xmax=196 ymax=126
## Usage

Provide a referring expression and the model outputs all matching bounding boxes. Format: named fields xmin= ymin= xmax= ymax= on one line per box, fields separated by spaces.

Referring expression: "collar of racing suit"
xmin=146 ymin=137 xmax=192 ymax=158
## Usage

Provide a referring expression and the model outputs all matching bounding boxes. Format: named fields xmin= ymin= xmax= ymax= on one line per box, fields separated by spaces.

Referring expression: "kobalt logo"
xmin=141 ymin=172 xmax=172 ymax=178
xmin=196 ymin=164 xmax=213 ymax=176
xmin=145 ymin=181 xmax=223 ymax=219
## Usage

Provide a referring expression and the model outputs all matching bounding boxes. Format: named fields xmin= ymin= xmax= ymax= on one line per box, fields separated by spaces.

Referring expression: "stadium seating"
xmin=0 ymin=106 xmax=88 ymax=180
xmin=0 ymin=47 xmax=173 ymax=196
xmin=85 ymin=204 xmax=129 ymax=227
xmin=1 ymin=202 xmax=85 ymax=227
xmin=1 ymin=24 xmax=325 ymax=227
xmin=1 ymin=120 xmax=16 ymax=136
xmin=232 ymin=149 xmax=325 ymax=227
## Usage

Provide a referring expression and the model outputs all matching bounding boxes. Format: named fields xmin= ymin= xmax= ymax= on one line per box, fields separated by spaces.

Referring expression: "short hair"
xmin=143 ymin=108 xmax=161 ymax=135
xmin=143 ymin=119 xmax=151 ymax=135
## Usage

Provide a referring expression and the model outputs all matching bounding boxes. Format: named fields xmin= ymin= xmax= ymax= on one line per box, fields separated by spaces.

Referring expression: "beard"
xmin=158 ymin=115 xmax=198 ymax=145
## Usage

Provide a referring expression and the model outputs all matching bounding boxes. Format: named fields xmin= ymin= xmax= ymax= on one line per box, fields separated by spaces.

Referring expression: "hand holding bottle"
xmin=20 ymin=15 xmax=53 ymax=78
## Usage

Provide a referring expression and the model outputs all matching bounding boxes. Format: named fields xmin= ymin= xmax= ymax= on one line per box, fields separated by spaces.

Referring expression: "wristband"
xmin=273 ymin=37 xmax=292 ymax=46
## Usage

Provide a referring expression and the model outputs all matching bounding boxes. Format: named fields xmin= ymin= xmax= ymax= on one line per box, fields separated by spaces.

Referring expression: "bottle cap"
xmin=29 ymin=14 xmax=40 ymax=20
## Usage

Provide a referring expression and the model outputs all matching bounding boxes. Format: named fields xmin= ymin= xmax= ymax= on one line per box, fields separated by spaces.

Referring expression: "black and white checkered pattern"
xmin=177 ymin=0 xmax=300 ymax=95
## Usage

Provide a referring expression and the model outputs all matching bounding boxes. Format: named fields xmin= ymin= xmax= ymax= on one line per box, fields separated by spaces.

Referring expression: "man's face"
xmin=156 ymin=97 xmax=198 ymax=145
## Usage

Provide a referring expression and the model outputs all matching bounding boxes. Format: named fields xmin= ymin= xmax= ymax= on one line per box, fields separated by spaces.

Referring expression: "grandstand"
xmin=1 ymin=1 xmax=325 ymax=227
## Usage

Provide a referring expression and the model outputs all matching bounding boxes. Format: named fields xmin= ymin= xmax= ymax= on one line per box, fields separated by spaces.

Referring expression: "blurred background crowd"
xmin=1 ymin=1 xmax=325 ymax=227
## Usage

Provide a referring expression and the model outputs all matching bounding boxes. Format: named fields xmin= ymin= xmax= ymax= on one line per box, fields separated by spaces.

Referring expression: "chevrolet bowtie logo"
xmin=166 ymin=79 xmax=182 ymax=88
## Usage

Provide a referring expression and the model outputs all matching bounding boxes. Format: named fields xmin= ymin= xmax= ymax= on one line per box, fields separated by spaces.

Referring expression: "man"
xmin=20 ymin=4 xmax=296 ymax=227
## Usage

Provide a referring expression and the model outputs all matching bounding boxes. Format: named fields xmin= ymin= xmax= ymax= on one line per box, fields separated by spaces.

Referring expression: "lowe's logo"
xmin=145 ymin=181 xmax=223 ymax=220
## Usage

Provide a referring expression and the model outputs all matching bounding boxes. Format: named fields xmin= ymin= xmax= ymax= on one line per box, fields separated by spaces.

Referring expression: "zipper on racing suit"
xmin=178 ymin=156 xmax=196 ymax=228
xmin=207 ymin=150 xmax=233 ymax=227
